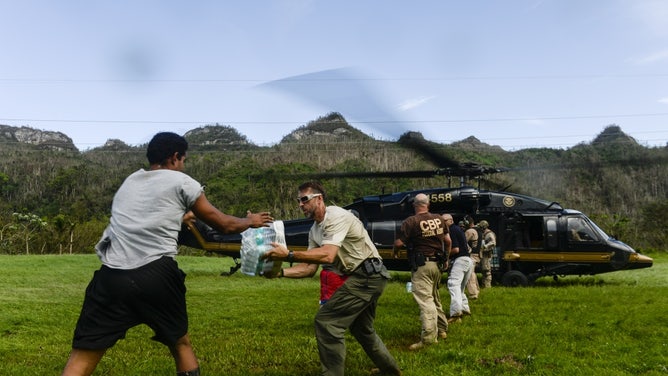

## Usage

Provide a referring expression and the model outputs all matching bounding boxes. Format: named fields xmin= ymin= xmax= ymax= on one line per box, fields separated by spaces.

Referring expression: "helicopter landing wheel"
xmin=501 ymin=270 xmax=529 ymax=287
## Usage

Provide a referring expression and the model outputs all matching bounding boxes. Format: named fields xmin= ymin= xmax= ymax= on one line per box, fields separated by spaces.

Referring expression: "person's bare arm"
xmin=190 ymin=193 xmax=272 ymax=233
xmin=393 ymin=238 xmax=405 ymax=259
xmin=282 ymin=263 xmax=319 ymax=278
xmin=263 ymin=243 xmax=338 ymax=265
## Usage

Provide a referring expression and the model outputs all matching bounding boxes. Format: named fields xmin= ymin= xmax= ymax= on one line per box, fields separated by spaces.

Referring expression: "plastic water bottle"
xmin=241 ymin=228 xmax=265 ymax=276
xmin=240 ymin=231 xmax=259 ymax=276
xmin=406 ymin=282 xmax=413 ymax=293
xmin=254 ymin=229 xmax=269 ymax=275
xmin=240 ymin=223 xmax=282 ymax=277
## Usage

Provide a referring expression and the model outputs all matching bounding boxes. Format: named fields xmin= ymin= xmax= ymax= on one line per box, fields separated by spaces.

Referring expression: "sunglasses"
xmin=297 ymin=193 xmax=322 ymax=203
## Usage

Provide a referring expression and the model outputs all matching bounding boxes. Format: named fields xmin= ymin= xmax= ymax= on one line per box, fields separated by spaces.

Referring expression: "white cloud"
xmin=397 ymin=95 xmax=436 ymax=111
xmin=658 ymin=97 xmax=668 ymax=104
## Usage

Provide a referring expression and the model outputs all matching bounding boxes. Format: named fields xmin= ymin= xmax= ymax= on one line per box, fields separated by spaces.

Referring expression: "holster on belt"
xmin=408 ymin=252 xmax=426 ymax=271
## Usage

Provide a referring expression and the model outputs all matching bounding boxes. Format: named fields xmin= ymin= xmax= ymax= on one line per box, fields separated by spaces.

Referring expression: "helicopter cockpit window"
xmin=567 ymin=217 xmax=597 ymax=242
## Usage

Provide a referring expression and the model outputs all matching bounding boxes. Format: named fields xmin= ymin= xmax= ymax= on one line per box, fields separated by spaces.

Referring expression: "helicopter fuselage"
xmin=179 ymin=186 xmax=653 ymax=285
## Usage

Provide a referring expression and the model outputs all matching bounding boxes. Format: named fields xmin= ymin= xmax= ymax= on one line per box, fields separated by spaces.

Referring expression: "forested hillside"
xmin=1 ymin=113 xmax=666 ymax=254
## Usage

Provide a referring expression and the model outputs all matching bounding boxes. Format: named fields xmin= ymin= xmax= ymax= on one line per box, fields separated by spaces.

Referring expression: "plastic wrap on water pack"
xmin=239 ymin=221 xmax=285 ymax=276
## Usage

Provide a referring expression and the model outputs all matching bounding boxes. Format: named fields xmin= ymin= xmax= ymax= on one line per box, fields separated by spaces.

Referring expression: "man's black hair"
xmin=146 ymin=132 xmax=188 ymax=165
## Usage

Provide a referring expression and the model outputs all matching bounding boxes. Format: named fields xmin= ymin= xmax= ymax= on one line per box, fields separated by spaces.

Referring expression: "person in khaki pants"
xmin=394 ymin=193 xmax=452 ymax=351
xmin=463 ymin=216 xmax=481 ymax=299
xmin=264 ymin=182 xmax=401 ymax=376
xmin=478 ymin=220 xmax=496 ymax=288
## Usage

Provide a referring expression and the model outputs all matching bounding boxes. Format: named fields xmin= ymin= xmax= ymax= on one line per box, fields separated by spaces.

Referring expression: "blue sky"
xmin=1 ymin=0 xmax=667 ymax=151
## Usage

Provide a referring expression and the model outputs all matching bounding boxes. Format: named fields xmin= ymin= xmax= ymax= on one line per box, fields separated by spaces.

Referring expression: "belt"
xmin=357 ymin=257 xmax=383 ymax=275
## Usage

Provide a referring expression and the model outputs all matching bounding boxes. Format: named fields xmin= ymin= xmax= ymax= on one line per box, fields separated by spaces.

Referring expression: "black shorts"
xmin=72 ymin=256 xmax=187 ymax=349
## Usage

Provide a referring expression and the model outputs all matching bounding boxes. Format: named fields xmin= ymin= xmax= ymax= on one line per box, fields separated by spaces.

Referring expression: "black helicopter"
xmin=178 ymin=131 xmax=654 ymax=286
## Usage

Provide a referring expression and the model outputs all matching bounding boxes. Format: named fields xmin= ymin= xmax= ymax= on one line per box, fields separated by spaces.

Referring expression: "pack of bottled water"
xmin=240 ymin=221 xmax=285 ymax=276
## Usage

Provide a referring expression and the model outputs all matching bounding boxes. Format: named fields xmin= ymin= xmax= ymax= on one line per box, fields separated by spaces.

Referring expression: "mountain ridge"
xmin=0 ymin=113 xmax=646 ymax=153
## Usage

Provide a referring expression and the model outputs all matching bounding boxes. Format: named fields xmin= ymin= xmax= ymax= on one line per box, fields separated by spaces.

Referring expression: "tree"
xmin=11 ymin=212 xmax=48 ymax=254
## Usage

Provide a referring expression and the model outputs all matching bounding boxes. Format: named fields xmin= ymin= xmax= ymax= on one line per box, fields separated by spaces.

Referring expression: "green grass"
xmin=0 ymin=253 xmax=666 ymax=375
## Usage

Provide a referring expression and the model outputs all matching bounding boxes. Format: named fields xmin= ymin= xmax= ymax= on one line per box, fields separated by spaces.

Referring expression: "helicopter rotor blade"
xmin=475 ymin=175 xmax=513 ymax=191
xmin=397 ymin=131 xmax=461 ymax=169
xmin=291 ymin=170 xmax=441 ymax=180
xmin=260 ymin=68 xmax=467 ymax=171
xmin=289 ymin=165 xmax=511 ymax=181
xmin=259 ymin=67 xmax=402 ymax=141
xmin=260 ymin=68 xmax=519 ymax=184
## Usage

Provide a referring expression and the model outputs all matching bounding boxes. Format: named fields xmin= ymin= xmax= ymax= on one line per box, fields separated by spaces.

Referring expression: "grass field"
xmin=0 ymin=252 xmax=666 ymax=375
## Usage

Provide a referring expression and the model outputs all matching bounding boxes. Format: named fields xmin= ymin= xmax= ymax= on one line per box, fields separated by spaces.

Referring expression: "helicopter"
xmin=178 ymin=131 xmax=654 ymax=286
